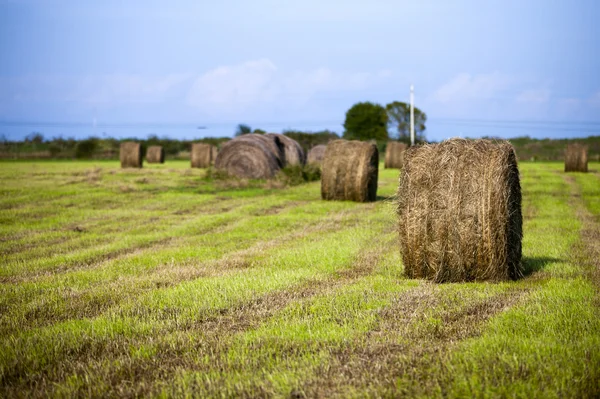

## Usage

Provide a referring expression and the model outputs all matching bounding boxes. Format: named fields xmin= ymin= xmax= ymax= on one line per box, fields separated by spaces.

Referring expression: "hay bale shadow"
xmin=521 ymin=256 xmax=560 ymax=276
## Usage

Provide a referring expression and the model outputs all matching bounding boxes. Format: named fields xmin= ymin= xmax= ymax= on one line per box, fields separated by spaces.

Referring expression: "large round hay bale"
xmin=307 ymin=145 xmax=327 ymax=165
xmin=266 ymin=133 xmax=306 ymax=166
xmin=397 ymin=138 xmax=522 ymax=282
xmin=564 ymin=143 xmax=588 ymax=173
xmin=211 ymin=145 xmax=219 ymax=165
xmin=384 ymin=141 xmax=407 ymax=169
xmin=120 ymin=142 xmax=143 ymax=168
xmin=191 ymin=143 xmax=215 ymax=168
xmin=214 ymin=134 xmax=284 ymax=179
xmin=321 ymin=140 xmax=378 ymax=202
xmin=146 ymin=146 xmax=165 ymax=164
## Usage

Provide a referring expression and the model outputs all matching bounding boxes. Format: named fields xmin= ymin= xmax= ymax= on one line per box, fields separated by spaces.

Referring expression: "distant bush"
xmin=277 ymin=164 xmax=321 ymax=186
xmin=283 ymin=130 xmax=339 ymax=152
xmin=75 ymin=138 xmax=98 ymax=159
xmin=48 ymin=143 xmax=63 ymax=157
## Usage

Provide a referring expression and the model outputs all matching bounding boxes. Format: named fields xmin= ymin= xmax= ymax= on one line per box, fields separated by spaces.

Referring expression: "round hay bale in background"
xmin=266 ymin=133 xmax=305 ymax=166
xmin=146 ymin=146 xmax=165 ymax=164
xmin=564 ymin=143 xmax=588 ymax=173
xmin=397 ymin=138 xmax=522 ymax=283
xmin=307 ymin=145 xmax=327 ymax=165
xmin=384 ymin=142 xmax=407 ymax=169
xmin=120 ymin=142 xmax=143 ymax=168
xmin=214 ymin=134 xmax=284 ymax=179
xmin=211 ymin=146 xmax=218 ymax=165
xmin=191 ymin=143 xmax=215 ymax=168
xmin=321 ymin=140 xmax=378 ymax=202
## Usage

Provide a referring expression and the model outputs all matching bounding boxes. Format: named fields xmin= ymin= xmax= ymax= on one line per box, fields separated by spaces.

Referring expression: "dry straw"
xmin=267 ymin=133 xmax=306 ymax=166
xmin=321 ymin=140 xmax=379 ymax=202
xmin=120 ymin=142 xmax=143 ymax=168
xmin=564 ymin=143 xmax=588 ymax=172
xmin=397 ymin=138 xmax=522 ymax=282
xmin=146 ymin=146 xmax=165 ymax=164
xmin=191 ymin=143 xmax=215 ymax=168
xmin=214 ymin=134 xmax=285 ymax=179
xmin=384 ymin=141 xmax=407 ymax=169
xmin=307 ymin=145 xmax=327 ymax=165
xmin=211 ymin=146 xmax=219 ymax=164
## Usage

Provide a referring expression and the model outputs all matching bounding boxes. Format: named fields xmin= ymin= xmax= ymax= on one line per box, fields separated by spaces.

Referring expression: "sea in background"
xmin=1 ymin=119 xmax=599 ymax=142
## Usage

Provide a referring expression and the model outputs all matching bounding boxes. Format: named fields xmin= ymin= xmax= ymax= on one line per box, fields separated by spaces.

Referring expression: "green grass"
xmin=0 ymin=160 xmax=598 ymax=398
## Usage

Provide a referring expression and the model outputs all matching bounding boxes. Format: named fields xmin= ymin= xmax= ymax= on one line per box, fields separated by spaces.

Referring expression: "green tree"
xmin=385 ymin=101 xmax=427 ymax=143
xmin=343 ymin=102 xmax=388 ymax=141
xmin=75 ymin=138 xmax=98 ymax=159
xmin=235 ymin=124 xmax=252 ymax=136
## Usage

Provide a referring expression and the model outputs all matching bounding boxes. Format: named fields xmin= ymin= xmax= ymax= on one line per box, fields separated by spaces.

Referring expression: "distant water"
xmin=0 ymin=121 xmax=344 ymax=141
xmin=1 ymin=120 xmax=598 ymax=142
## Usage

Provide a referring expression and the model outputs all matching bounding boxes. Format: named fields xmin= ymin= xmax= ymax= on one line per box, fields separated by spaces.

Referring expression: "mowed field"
xmin=1 ymin=160 xmax=599 ymax=398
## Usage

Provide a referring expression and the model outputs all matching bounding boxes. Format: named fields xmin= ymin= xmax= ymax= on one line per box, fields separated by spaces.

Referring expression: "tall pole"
xmin=410 ymin=84 xmax=415 ymax=146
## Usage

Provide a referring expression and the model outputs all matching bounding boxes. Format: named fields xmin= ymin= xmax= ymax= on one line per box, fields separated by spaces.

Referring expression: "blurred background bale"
xmin=146 ymin=146 xmax=165 ymax=164
xmin=307 ymin=145 xmax=327 ymax=165
xmin=191 ymin=143 xmax=215 ymax=168
xmin=564 ymin=143 xmax=588 ymax=172
xmin=397 ymin=138 xmax=522 ymax=282
xmin=384 ymin=142 xmax=407 ymax=169
xmin=267 ymin=133 xmax=306 ymax=166
xmin=120 ymin=142 xmax=143 ymax=168
xmin=321 ymin=140 xmax=378 ymax=202
xmin=214 ymin=134 xmax=284 ymax=179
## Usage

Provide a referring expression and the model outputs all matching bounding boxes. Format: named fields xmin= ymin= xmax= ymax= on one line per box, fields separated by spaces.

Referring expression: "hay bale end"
xmin=120 ymin=142 xmax=143 ymax=168
xmin=564 ymin=143 xmax=588 ymax=173
xmin=397 ymin=138 xmax=522 ymax=282
xmin=307 ymin=145 xmax=327 ymax=165
xmin=384 ymin=141 xmax=407 ymax=169
xmin=146 ymin=146 xmax=165 ymax=164
xmin=191 ymin=143 xmax=215 ymax=168
xmin=321 ymin=140 xmax=378 ymax=202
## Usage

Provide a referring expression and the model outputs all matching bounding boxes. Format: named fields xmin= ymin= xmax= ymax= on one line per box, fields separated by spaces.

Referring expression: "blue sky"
xmin=1 ymin=0 xmax=599 ymax=141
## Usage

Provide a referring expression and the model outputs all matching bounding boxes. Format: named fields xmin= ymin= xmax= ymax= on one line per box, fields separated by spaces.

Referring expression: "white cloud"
xmin=186 ymin=58 xmax=393 ymax=117
xmin=187 ymin=59 xmax=279 ymax=111
xmin=516 ymin=88 xmax=551 ymax=104
xmin=430 ymin=72 xmax=512 ymax=103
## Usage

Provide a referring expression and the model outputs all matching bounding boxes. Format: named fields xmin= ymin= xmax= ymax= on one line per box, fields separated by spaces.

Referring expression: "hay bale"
xmin=267 ymin=133 xmax=306 ymax=166
xmin=214 ymin=134 xmax=284 ymax=179
xmin=321 ymin=140 xmax=378 ymax=202
xmin=211 ymin=146 xmax=218 ymax=165
xmin=384 ymin=142 xmax=407 ymax=169
xmin=146 ymin=146 xmax=165 ymax=164
xmin=120 ymin=142 xmax=143 ymax=168
xmin=191 ymin=143 xmax=215 ymax=168
xmin=564 ymin=143 xmax=588 ymax=172
xmin=397 ymin=138 xmax=522 ymax=282
xmin=307 ymin=145 xmax=327 ymax=165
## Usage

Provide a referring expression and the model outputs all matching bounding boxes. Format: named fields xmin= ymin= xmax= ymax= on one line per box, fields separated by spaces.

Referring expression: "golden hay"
xmin=321 ymin=140 xmax=378 ymax=202
xmin=564 ymin=143 xmax=588 ymax=173
xmin=211 ymin=146 xmax=218 ymax=165
xmin=214 ymin=134 xmax=284 ymax=179
xmin=307 ymin=145 xmax=327 ymax=165
xmin=146 ymin=146 xmax=165 ymax=164
xmin=384 ymin=142 xmax=407 ymax=169
xmin=397 ymin=138 xmax=522 ymax=282
xmin=120 ymin=142 xmax=143 ymax=168
xmin=191 ymin=143 xmax=215 ymax=168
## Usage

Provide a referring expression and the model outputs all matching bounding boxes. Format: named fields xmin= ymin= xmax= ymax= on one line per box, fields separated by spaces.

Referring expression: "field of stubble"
xmin=0 ymin=160 xmax=599 ymax=398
